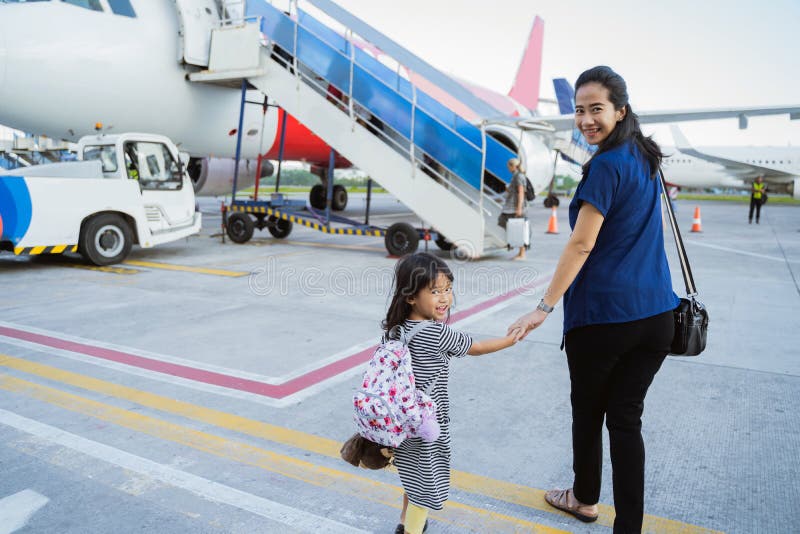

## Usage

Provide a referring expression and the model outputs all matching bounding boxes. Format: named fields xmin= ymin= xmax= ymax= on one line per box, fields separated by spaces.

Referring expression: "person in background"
xmin=498 ymin=158 xmax=529 ymax=260
xmin=749 ymin=175 xmax=766 ymax=224
xmin=506 ymin=66 xmax=679 ymax=533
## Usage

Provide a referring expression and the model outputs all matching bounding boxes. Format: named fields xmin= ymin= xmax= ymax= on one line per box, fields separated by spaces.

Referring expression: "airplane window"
xmin=61 ymin=0 xmax=102 ymax=11
xmin=83 ymin=145 xmax=118 ymax=173
xmin=108 ymin=0 xmax=135 ymax=17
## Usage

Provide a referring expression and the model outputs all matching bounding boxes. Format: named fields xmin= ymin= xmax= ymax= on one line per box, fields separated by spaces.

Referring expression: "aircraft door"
xmin=172 ymin=0 xmax=222 ymax=66
xmin=126 ymin=142 xmax=196 ymax=233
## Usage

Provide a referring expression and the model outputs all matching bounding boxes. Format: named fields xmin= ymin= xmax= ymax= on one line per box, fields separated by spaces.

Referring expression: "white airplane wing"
xmin=670 ymin=125 xmax=794 ymax=179
xmin=534 ymin=104 xmax=800 ymax=133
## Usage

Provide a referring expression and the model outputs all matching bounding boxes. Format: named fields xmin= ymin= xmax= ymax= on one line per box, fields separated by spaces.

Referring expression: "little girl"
xmin=384 ymin=252 xmax=518 ymax=534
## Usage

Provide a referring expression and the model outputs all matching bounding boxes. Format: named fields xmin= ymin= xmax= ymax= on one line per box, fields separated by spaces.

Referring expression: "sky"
xmin=296 ymin=0 xmax=800 ymax=148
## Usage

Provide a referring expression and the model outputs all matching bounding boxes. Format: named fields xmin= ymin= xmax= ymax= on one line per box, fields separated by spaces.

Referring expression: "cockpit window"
xmin=61 ymin=0 xmax=102 ymax=11
xmin=83 ymin=145 xmax=118 ymax=173
xmin=108 ymin=0 xmax=135 ymax=17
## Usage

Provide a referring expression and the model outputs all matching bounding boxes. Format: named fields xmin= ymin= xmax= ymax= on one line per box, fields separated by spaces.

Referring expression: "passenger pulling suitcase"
xmin=506 ymin=217 xmax=530 ymax=249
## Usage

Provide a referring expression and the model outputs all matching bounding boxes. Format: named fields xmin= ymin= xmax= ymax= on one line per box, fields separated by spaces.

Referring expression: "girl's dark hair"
xmin=575 ymin=65 xmax=663 ymax=178
xmin=382 ymin=252 xmax=453 ymax=334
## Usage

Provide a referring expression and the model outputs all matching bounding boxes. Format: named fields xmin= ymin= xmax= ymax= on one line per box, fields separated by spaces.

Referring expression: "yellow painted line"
xmin=123 ymin=260 xmax=249 ymax=278
xmin=239 ymin=238 xmax=383 ymax=253
xmin=58 ymin=263 xmax=141 ymax=275
xmin=0 ymin=355 xmax=721 ymax=534
xmin=0 ymin=374 xmax=565 ymax=534
xmin=30 ymin=246 xmax=46 ymax=254
xmin=203 ymin=250 xmax=312 ymax=268
xmin=281 ymin=240 xmax=385 ymax=253
xmin=51 ymin=245 xmax=67 ymax=254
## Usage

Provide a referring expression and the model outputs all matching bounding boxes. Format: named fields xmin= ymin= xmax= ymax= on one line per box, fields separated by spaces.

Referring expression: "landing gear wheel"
xmin=543 ymin=194 xmax=560 ymax=208
xmin=309 ymin=184 xmax=326 ymax=210
xmin=79 ymin=213 xmax=133 ymax=266
xmin=267 ymin=215 xmax=293 ymax=239
xmin=226 ymin=212 xmax=254 ymax=243
xmin=385 ymin=222 xmax=419 ymax=257
xmin=434 ymin=234 xmax=454 ymax=251
xmin=332 ymin=184 xmax=348 ymax=211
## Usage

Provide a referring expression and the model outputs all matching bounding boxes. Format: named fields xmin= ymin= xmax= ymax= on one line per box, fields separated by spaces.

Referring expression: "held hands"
xmin=506 ymin=309 xmax=549 ymax=342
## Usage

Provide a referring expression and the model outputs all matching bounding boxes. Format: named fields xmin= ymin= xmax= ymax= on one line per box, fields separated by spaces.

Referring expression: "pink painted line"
xmin=0 ymin=274 xmax=551 ymax=399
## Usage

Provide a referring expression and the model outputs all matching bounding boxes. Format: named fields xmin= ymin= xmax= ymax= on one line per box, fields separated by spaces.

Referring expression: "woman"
xmin=498 ymin=158 xmax=529 ymax=260
xmin=507 ymin=66 xmax=679 ymax=533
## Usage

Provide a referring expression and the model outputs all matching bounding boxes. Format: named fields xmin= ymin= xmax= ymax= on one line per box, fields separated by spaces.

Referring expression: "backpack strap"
xmin=400 ymin=320 xmax=435 ymax=345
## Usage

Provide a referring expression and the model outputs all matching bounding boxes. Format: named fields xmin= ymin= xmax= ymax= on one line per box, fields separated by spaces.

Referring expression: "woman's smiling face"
xmin=574 ymin=82 xmax=626 ymax=146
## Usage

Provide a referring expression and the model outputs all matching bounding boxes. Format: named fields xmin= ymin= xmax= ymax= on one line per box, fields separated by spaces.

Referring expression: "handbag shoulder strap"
xmin=658 ymin=167 xmax=697 ymax=297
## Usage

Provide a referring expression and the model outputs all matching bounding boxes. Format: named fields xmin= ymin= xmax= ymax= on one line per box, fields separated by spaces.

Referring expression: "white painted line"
xmin=0 ymin=320 xmax=364 ymax=385
xmin=0 ymin=409 xmax=368 ymax=534
xmin=0 ymin=489 xmax=49 ymax=534
xmin=0 ymin=336 xmax=291 ymax=408
xmin=0 ymin=273 xmax=552 ymax=408
xmin=0 ymin=321 xmax=294 ymax=385
xmin=684 ymin=240 xmax=800 ymax=264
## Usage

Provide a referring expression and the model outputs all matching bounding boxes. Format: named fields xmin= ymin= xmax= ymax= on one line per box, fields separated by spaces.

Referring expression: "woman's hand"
xmin=507 ymin=309 xmax=549 ymax=342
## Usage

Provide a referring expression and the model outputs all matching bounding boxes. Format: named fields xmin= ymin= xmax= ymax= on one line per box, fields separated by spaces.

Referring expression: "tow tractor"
xmin=0 ymin=132 xmax=201 ymax=265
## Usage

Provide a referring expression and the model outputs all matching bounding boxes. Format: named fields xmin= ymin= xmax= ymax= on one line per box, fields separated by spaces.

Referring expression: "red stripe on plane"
xmin=0 ymin=275 xmax=550 ymax=399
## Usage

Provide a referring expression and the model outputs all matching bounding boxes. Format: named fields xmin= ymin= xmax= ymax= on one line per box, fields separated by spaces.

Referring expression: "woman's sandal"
xmin=544 ymin=488 xmax=599 ymax=523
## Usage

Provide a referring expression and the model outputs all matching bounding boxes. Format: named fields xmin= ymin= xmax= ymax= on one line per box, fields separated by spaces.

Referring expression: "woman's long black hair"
xmin=575 ymin=66 xmax=663 ymax=178
xmin=382 ymin=252 xmax=453 ymax=335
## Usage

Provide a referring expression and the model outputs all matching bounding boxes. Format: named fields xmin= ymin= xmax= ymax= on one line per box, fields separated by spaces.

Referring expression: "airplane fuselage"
xmin=0 ymin=1 xmax=335 ymax=164
xmin=662 ymin=146 xmax=799 ymax=189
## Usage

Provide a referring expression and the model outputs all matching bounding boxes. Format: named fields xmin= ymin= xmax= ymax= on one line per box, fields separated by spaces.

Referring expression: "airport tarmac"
xmin=0 ymin=194 xmax=798 ymax=533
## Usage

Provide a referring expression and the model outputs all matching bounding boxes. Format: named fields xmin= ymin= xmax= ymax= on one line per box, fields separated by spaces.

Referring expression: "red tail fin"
xmin=508 ymin=16 xmax=544 ymax=112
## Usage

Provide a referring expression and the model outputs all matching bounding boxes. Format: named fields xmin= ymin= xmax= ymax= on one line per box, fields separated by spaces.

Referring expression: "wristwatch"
xmin=536 ymin=299 xmax=554 ymax=313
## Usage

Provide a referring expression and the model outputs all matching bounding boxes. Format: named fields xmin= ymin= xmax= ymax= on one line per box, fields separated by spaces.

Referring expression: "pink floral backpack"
xmin=352 ymin=321 xmax=440 ymax=447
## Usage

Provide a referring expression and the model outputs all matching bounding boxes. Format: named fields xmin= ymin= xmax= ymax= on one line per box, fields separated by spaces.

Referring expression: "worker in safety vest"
xmin=749 ymin=176 xmax=766 ymax=224
xmin=125 ymin=149 xmax=139 ymax=181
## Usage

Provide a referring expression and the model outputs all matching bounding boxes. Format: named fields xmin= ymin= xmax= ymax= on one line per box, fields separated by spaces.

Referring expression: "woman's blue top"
xmin=563 ymin=140 xmax=679 ymax=333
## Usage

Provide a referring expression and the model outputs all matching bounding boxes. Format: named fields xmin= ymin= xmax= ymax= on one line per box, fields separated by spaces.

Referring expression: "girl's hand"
xmin=507 ymin=309 xmax=549 ymax=341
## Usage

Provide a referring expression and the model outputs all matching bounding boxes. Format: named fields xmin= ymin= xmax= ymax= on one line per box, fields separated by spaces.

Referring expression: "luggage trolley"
xmin=222 ymin=81 xmax=453 ymax=256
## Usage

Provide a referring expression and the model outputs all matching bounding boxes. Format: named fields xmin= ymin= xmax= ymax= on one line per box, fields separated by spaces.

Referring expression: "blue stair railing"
xmin=245 ymin=0 xmax=517 ymax=196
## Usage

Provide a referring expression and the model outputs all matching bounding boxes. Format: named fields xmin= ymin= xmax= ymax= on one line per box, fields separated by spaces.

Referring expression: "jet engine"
xmin=187 ymin=157 xmax=275 ymax=196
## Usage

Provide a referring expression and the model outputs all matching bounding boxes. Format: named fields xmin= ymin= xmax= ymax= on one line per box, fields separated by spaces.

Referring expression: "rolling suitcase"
xmin=506 ymin=217 xmax=530 ymax=249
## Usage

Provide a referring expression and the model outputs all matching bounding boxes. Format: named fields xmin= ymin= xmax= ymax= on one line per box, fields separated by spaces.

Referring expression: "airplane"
xmin=0 ymin=0 xmax=799 ymax=211
xmin=663 ymin=126 xmax=800 ymax=196
xmin=551 ymin=79 xmax=800 ymax=198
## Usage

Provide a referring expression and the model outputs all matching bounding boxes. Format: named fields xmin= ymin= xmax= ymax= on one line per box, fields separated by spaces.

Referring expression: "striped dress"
xmin=390 ymin=320 xmax=473 ymax=510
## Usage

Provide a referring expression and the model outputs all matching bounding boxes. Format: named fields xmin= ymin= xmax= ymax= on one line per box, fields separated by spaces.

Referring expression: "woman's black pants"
xmin=564 ymin=311 xmax=673 ymax=534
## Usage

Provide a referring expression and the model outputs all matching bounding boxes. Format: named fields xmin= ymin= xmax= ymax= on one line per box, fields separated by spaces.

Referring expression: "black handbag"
xmin=660 ymin=169 xmax=708 ymax=356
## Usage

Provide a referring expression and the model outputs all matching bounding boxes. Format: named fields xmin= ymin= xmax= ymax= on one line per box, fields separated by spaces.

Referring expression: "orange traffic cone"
xmin=546 ymin=206 xmax=559 ymax=234
xmin=690 ymin=206 xmax=703 ymax=233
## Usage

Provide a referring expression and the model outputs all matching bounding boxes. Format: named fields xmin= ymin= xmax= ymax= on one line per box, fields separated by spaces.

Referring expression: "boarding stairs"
xmin=185 ymin=0 xmax=519 ymax=257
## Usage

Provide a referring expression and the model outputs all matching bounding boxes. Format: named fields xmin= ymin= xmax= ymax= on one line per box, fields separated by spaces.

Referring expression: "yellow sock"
xmin=404 ymin=502 xmax=428 ymax=534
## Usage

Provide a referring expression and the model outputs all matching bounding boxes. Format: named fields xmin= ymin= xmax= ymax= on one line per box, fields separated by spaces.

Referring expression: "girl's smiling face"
xmin=574 ymin=82 xmax=626 ymax=146
xmin=407 ymin=272 xmax=453 ymax=322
